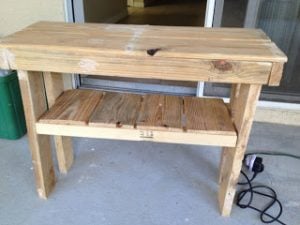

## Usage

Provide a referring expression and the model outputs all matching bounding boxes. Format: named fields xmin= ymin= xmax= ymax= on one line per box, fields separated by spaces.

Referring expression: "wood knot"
xmin=116 ymin=121 xmax=122 ymax=128
xmin=147 ymin=48 xmax=161 ymax=56
xmin=212 ymin=60 xmax=232 ymax=72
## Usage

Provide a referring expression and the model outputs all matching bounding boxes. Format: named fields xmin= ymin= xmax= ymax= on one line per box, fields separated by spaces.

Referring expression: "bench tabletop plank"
xmin=1 ymin=21 xmax=286 ymax=62
xmin=0 ymin=22 xmax=287 ymax=85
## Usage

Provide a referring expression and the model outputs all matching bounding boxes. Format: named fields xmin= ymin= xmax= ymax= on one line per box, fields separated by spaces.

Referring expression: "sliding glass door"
xmin=205 ymin=0 xmax=300 ymax=103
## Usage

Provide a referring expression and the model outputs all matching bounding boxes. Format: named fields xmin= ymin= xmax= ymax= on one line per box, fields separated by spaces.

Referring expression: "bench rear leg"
xmin=44 ymin=72 xmax=74 ymax=174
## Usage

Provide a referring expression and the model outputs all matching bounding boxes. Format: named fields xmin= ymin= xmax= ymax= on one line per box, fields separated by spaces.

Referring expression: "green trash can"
xmin=0 ymin=70 xmax=27 ymax=139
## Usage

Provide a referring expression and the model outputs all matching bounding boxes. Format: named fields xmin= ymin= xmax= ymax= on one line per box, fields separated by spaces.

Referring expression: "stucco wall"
xmin=0 ymin=0 xmax=65 ymax=37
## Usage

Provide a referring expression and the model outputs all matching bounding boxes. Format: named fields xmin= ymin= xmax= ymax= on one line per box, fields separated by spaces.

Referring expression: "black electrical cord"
xmin=246 ymin=151 xmax=300 ymax=160
xmin=236 ymin=171 xmax=286 ymax=225
xmin=238 ymin=171 xmax=257 ymax=185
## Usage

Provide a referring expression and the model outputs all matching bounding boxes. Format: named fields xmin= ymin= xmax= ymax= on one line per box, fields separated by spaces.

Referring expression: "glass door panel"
xmin=205 ymin=0 xmax=300 ymax=103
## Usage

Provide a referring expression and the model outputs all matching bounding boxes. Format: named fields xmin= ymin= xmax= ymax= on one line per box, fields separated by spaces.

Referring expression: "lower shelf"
xmin=36 ymin=89 xmax=237 ymax=147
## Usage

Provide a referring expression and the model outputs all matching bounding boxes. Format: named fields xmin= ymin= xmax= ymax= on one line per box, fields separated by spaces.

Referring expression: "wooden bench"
xmin=0 ymin=21 xmax=287 ymax=216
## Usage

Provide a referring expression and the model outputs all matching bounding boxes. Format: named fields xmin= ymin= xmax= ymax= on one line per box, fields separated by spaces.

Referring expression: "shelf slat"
xmin=89 ymin=92 xmax=142 ymax=129
xmin=40 ymin=90 xmax=103 ymax=125
xmin=37 ymin=89 xmax=237 ymax=147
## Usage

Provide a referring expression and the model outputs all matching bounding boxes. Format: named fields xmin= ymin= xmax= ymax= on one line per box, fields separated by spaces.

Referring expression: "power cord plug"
xmin=236 ymin=155 xmax=286 ymax=225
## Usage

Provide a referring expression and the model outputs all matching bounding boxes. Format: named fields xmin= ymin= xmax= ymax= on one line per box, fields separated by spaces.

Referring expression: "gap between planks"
xmin=38 ymin=89 xmax=236 ymax=136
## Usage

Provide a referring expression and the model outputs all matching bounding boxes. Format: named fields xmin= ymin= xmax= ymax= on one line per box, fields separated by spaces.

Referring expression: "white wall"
xmin=0 ymin=0 xmax=65 ymax=37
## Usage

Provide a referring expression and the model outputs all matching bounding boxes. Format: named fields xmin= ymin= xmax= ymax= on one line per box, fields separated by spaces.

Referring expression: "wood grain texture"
xmin=35 ymin=123 xmax=237 ymax=147
xmin=268 ymin=62 xmax=284 ymax=86
xmin=43 ymin=72 xmax=64 ymax=107
xmin=54 ymin=136 xmax=73 ymax=174
xmin=44 ymin=72 xmax=74 ymax=174
xmin=17 ymin=70 xmax=55 ymax=199
xmin=137 ymin=94 xmax=183 ymax=131
xmin=218 ymin=84 xmax=262 ymax=216
xmin=38 ymin=89 xmax=237 ymax=146
xmin=0 ymin=49 xmax=273 ymax=84
xmin=89 ymin=92 xmax=142 ymax=128
xmin=39 ymin=89 xmax=103 ymax=125
xmin=0 ymin=22 xmax=286 ymax=85
xmin=183 ymin=97 xmax=235 ymax=134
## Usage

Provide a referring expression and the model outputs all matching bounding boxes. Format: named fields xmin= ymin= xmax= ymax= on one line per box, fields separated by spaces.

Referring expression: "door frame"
xmin=201 ymin=0 xmax=300 ymax=109
xmin=64 ymin=0 xmax=300 ymax=109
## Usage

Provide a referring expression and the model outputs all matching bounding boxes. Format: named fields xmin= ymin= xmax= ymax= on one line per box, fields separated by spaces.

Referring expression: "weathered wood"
xmin=268 ymin=62 xmax=284 ymax=86
xmin=0 ymin=49 xmax=273 ymax=84
xmin=218 ymin=84 xmax=262 ymax=216
xmin=38 ymin=89 xmax=237 ymax=146
xmin=43 ymin=72 xmax=64 ymax=106
xmin=35 ymin=123 xmax=237 ymax=147
xmin=137 ymin=94 xmax=183 ymax=131
xmin=54 ymin=136 xmax=73 ymax=174
xmin=43 ymin=72 xmax=74 ymax=174
xmin=183 ymin=97 xmax=235 ymax=134
xmin=20 ymin=22 xmax=271 ymax=42
xmin=89 ymin=92 xmax=142 ymax=128
xmin=0 ymin=22 xmax=286 ymax=85
xmin=39 ymin=89 xmax=103 ymax=125
xmin=17 ymin=70 xmax=55 ymax=198
xmin=0 ymin=22 xmax=287 ymax=216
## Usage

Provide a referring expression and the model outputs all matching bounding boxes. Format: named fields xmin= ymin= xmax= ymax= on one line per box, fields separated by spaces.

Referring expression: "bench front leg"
xmin=43 ymin=72 xmax=74 ymax=174
xmin=219 ymin=84 xmax=262 ymax=216
xmin=18 ymin=70 xmax=56 ymax=198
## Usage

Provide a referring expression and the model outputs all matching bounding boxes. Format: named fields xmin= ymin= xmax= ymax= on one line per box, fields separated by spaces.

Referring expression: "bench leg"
xmin=18 ymin=70 xmax=56 ymax=198
xmin=218 ymin=84 xmax=262 ymax=216
xmin=54 ymin=136 xmax=74 ymax=173
xmin=44 ymin=72 xmax=74 ymax=174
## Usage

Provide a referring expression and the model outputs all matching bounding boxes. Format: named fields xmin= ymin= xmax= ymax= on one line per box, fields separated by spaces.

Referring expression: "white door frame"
xmin=64 ymin=0 xmax=84 ymax=23
xmin=196 ymin=0 xmax=216 ymax=97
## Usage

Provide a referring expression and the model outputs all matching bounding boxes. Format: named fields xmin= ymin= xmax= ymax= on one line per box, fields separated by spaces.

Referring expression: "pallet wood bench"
xmin=0 ymin=21 xmax=287 ymax=216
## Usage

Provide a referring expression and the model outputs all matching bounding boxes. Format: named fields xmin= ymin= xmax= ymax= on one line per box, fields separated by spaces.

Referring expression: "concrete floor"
xmin=0 ymin=122 xmax=299 ymax=225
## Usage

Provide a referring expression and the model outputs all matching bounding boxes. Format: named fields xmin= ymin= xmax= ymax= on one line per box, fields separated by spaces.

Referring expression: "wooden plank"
xmin=89 ymin=92 xmax=142 ymax=128
xmin=40 ymin=89 xmax=236 ymax=140
xmin=0 ymin=23 xmax=287 ymax=83
xmin=183 ymin=97 xmax=236 ymax=135
xmin=17 ymin=70 xmax=55 ymax=199
xmin=1 ymin=38 xmax=286 ymax=63
xmin=43 ymin=72 xmax=74 ymax=174
xmin=7 ymin=22 xmax=272 ymax=43
xmin=39 ymin=89 xmax=103 ymax=125
xmin=218 ymin=84 xmax=262 ymax=216
xmin=35 ymin=123 xmax=237 ymax=147
xmin=43 ymin=72 xmax=64 ymax=106
xmin=268 ymin=62 xmax=284 ymax=86
xmin=136 ymin=95 xmax=183 ymax=131
xmin=54 ymin=136 xmax=73 ymax=174
xmin=1 ymin=48 xmax=273 ymax=84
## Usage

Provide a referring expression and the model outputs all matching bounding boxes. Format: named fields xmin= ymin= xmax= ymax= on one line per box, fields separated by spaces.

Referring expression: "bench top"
xmin=0 ymin=21 xmax=287 ymax=85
